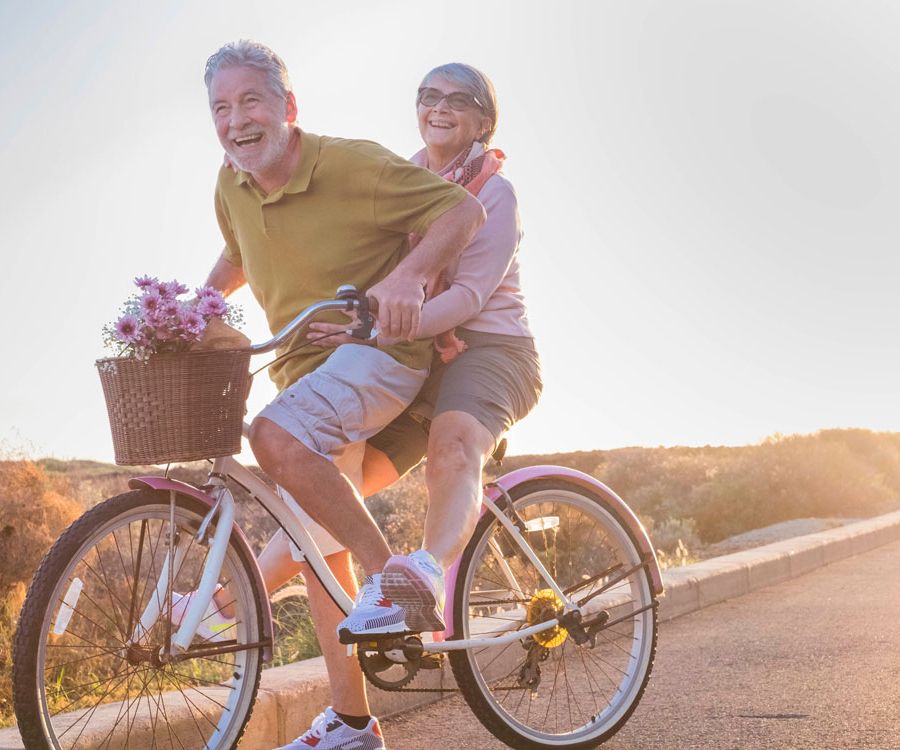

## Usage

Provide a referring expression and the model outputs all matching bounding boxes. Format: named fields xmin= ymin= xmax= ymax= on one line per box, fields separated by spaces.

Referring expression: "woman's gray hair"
xmin=421 ymin=63 xmax=499 ymax=144
xmin=204 ymin=40 xmax=292 ymax=99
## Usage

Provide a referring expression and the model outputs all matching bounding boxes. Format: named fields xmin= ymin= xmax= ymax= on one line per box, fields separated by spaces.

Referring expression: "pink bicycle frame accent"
xmin=441 ymin=465 xmax=664 ymax=639
xmin=128 ymin=476 xmax=274 ymax=662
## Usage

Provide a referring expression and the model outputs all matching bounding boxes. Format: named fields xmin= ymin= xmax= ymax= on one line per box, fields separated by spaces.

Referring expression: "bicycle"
xmin=12 ymin=287 xmax=664 ymax=750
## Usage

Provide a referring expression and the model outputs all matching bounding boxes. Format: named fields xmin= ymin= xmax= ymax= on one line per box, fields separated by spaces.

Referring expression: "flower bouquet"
xmin=97 ymin=277 xmax=252 ymax=466
xmin=103 ymin=276 xmax=245 ymax=359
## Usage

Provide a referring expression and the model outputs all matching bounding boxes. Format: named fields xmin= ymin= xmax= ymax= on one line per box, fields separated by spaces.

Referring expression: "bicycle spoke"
xmin=20 ymin=493 xmax=263 ymax=750
xmin=575 ymin=642 xmax=603 ymax=712
xmin=66 ymin=580 xmax=129 ymax=643
xmin=56 ymin=667 xmax=133 ymax=741
xmin=452 ymin=484 xmax=657 ymax=746
xmin=166 ymin=668 xmax=238 ymax=692
xmin=150 ymin=669 xmax=186 ymax=750
xmin=93 ymin=540 xmax=129 ymax=639
xmin=127 ymin=518 xmax=148 ymax=639
xmin=99 ymin=665 xmax=139 ymax=749
xmin=541 ymin=645 xmax=565 ymax=728
xmin=170 ymin=678 xmax=232 ymax=715
xmin=167 ymin=666 xmax=224 ymax=737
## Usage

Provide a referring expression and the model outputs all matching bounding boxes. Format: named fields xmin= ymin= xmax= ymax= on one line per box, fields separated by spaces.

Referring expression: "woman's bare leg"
xmin=422 ymin=411 xmax=495 ymax=569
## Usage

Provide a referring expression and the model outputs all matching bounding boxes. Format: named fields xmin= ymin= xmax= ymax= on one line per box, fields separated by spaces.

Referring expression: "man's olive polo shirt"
xmin=215 ymin=131 xmax=467 ymax=391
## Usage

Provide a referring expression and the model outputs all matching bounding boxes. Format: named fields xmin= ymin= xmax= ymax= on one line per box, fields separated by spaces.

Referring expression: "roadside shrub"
xmin=0 ymin=460 xmax=82 ymax=726
xmin=589 ymin=430 xmax=900 ymax=544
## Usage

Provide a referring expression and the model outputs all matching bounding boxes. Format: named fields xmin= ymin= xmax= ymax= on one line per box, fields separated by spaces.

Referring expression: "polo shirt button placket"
xmin=261 ymin=204 xmax=277 ymax=238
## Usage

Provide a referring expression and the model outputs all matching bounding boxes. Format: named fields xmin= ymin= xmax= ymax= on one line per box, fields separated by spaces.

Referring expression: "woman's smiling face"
xmin=417 ymin=74 xmax=492 ymax=165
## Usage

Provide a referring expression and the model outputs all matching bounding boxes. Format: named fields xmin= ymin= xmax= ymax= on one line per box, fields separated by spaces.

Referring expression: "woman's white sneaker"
xmin=381 ymin=549 xmax=446 ymax=633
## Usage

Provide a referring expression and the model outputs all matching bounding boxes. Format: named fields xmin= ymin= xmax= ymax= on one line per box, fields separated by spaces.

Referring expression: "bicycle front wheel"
xmin=449 ymin=479 xmax=658 ymax=749
xmin=13 ymin=489 xmax=266 ymax=750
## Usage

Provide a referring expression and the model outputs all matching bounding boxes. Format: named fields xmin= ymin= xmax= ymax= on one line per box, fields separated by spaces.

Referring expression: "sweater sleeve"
xmin=415 ymin=176 xmax=522 ymax=338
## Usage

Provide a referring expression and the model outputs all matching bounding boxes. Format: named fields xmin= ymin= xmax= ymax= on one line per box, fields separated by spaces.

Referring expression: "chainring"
xmin=358 ymin=647 xmax=421 ymax=690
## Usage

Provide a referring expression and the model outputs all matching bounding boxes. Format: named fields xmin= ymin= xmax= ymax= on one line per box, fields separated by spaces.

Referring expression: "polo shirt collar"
xmin=233 ymin=129 xmax=321 ymax=198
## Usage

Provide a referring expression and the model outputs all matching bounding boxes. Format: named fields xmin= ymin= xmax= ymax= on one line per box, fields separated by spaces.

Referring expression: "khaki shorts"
xmin=259 ymin=343 xmax=427 ymax=557
xmin=368 ymin=328 xmax=542 ymax=477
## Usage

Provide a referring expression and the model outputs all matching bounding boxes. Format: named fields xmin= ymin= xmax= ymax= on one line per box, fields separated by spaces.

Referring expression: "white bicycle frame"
xmin=135 ymin=286 xmax=597 ymax=658
xmin=153 ymin=439 xmax=583 ymax=657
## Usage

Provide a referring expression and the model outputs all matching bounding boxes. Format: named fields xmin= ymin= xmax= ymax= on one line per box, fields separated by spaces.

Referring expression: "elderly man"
xmin=202 ymin=40 xmax=484 ymax=749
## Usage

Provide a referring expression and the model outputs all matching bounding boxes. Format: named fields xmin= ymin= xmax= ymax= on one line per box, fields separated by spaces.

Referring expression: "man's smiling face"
xmin=209 ymin=64 xmax=296 ymax=176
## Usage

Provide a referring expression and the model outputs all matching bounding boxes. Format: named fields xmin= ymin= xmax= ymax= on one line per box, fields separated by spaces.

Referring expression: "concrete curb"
xmin=3 ymin=509 xmax=900 ymax=749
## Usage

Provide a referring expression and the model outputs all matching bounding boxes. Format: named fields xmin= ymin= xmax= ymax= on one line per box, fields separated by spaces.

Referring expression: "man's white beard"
xmin=230 ymin=124 xmax=292 ymax=175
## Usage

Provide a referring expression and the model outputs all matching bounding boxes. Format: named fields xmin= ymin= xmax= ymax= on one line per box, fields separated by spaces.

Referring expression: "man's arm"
xmin=205 ymin=248 xmax=246 ymax=297
xmin=367 ymin=193 xmax=485 ymax=340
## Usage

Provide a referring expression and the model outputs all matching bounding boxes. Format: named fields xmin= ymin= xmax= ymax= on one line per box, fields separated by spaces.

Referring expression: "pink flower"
xmin=140 ymin=290 xmax=163 ymax=316
xmin=160 ymin=299 xmax=180 ymax=319
xmin=105 ymin=274 xmax=240 ymax=358
xmin=179 ymin=308 xmax=206 ymax=336
xmin=134 ymin=275 xmax=158 ymax=291
xmin=198 ymin=294 xmax=227 ymax=318
xmin=194 ymin=285 xmax=220 ymax=300
xmin=114 ymin=314 xmax=142 ymax=344
xmin=160 ymin=280 xmax=189 ymax=299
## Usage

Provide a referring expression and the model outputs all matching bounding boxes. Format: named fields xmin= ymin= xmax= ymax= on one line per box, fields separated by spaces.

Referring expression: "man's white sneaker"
xmin=381 ymin=549 xmax=446 ymax=632
xmin=168 ymin=589 xmax=235 ymax=643
xmin=336 ymin=574 xmax=409 ymax=644
xmin=274 ymin=707 xmax=385 ymax=750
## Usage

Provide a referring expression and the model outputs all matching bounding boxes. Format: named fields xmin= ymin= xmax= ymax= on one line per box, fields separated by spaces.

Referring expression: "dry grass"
xmin=3 ymin=428 xmax=899 ymax=726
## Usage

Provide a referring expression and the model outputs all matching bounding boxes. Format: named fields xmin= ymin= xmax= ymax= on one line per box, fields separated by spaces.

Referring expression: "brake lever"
xmin=351 ymin=296 xmax=378 ymax=340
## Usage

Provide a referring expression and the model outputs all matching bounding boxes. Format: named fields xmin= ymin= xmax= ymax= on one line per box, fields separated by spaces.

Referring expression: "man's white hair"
xmin=204 ymin=40 xmax=292 ymax=98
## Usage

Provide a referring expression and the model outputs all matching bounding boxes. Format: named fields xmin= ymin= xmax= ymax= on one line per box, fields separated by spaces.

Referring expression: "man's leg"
xmin=301 ymin=551 xmax=370 ymax=717
xmin=422 ymin=410 xmax=495 ymax=569
xmin=250 ymin=418 xmax=391 ymax=575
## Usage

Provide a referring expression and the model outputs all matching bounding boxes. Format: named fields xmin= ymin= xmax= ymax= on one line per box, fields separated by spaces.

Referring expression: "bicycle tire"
xmin=13 ymin=489 xmax=266 ymax=750
xmin=448 ymin=479 xmax=658 ymax=749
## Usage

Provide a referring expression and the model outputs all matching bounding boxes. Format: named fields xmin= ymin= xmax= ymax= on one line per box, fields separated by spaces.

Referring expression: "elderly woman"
xmin=208 ymin=64 xmax=541 ymax=750
xmin=338 ymin=64 xmax=541 ymax=631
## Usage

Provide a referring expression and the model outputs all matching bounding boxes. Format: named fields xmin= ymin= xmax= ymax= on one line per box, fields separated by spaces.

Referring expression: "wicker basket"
xmin=96 ymin=349 xmax=252 ymax=465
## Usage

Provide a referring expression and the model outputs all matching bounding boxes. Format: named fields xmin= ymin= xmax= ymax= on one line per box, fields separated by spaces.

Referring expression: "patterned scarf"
xmin=422 ymin=142 xmax=505 ymax=362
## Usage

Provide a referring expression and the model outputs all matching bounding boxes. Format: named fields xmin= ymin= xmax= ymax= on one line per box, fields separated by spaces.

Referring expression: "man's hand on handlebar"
xmin=365 ymin=274 xmax=424 ymax=341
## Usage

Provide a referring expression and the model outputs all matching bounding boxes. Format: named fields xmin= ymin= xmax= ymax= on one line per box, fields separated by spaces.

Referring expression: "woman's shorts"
xmin=367 ymin=328 xmax=542 ymax=477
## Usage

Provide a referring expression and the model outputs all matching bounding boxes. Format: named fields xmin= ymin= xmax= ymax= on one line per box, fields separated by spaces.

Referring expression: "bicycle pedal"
xmin=338 ymin=628 xmax=414 ymax=646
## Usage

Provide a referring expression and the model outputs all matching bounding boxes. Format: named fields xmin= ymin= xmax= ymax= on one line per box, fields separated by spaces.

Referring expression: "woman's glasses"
xmin=417 ymin=87 xmax=483 ymax=111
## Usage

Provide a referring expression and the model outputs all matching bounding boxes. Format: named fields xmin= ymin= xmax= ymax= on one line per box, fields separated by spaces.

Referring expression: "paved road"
xmin=383 ymin=539 xmax=900 ymax=749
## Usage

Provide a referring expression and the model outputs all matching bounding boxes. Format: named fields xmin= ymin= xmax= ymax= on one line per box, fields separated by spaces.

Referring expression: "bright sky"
xmin=2 ymin=0 xmax=900 ymax=463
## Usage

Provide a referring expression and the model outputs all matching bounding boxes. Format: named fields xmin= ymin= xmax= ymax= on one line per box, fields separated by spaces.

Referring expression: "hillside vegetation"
xmin=1 ymin=428 xmax=899 ymax=726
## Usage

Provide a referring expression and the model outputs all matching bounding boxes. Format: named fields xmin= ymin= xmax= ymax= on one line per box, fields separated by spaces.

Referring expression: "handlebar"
xmin=247 ymin=285 xmax=376 ymax=355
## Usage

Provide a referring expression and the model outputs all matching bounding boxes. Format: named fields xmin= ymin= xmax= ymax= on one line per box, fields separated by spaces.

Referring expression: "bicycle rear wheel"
xmin=13 ymin=489 xmax=265 ymax=749
xmin=449 ymin=479 xmax=658 ymax=749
